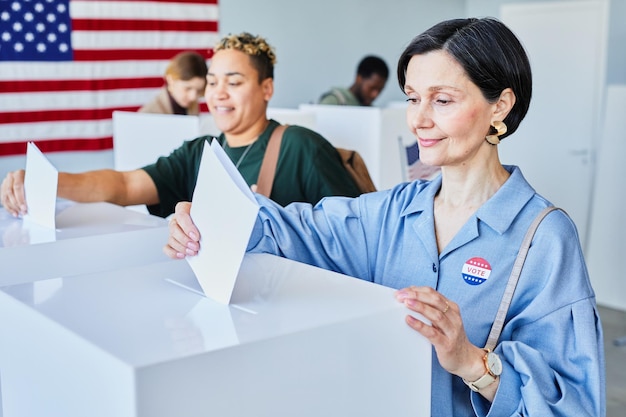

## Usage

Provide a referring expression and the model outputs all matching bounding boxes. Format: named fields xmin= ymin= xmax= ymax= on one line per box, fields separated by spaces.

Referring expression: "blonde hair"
xmin=164 ymin=51 xmax=208 ymax=81
xmin=214 ymin=32 xmax=276 ymax=81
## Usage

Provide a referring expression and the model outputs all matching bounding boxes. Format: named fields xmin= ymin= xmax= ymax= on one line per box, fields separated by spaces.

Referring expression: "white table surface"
xmin=0 ymin=253 xmax=432 ymax=417
xmin=0 ymin=201 xmax=170 ymax=286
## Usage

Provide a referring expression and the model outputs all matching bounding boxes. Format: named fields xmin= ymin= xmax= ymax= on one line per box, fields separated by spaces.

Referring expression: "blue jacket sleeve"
xmin=247 ymin=194 xmax=373 ymax=280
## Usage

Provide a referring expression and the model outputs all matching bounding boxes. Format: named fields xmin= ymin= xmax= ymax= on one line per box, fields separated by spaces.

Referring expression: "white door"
xmin=499 ymin=0 xmax=608 ymax=251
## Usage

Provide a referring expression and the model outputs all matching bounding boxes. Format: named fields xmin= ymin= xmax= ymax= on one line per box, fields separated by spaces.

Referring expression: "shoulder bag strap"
xmin=255 ymin=124 xmax=287 ymax=198
xmin=484 ymin=206 xmax=562 ymax=351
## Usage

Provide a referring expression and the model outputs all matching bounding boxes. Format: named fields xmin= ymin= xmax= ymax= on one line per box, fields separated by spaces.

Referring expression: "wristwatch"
xmin=462 ymin=349 xmax=502 ymax=392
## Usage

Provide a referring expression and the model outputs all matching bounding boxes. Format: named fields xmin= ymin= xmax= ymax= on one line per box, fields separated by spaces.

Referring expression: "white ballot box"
xmin=0 ymin=253 xmax=432 ymax=417
xmin=0 ymin=201 xmax=169 ymax=286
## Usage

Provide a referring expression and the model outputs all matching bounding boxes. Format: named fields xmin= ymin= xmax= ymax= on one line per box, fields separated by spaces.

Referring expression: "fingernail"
xmin=185 ymin=248 xmax=196 ymax=256
xmin=406 ymin=299 xmax=417 ymax=308
xmin=395 ymin=290 xmax=408 ymax=299
xmin=189 ymin=231 xmax=197 ymax=240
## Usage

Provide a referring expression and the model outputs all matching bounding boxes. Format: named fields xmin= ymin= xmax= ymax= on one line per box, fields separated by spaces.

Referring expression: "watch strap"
xmin=462 ymin=349 xmax=500 ymax=392
xmin=463 ymin=372 xmax=498 ymax=392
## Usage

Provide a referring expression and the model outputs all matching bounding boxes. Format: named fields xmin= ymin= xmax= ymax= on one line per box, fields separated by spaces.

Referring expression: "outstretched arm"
xmin=1 ymin=168 xmax=159 ymax=216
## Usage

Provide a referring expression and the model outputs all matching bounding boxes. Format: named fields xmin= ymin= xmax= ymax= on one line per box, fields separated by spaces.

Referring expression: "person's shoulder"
xmin=283 ymin=125 xmax=328 ymax=145
xmin=189 ymin=134 xmax=215 ymax=143
xmin=530 ymin=202 xmax=579 ymax=236
xmin=318 ymin=94 xmax=340 ymax=105
xmin=352 ymin=180 xmax=433 ymax=218
xmin=318 ymin=87 xmax=347 ymax=105
xmin=138 ymin=96 xmax=160 ymax=113
xmin=175 ymin=134 xmax=213 ymax=148
xmin=138 ymin=87 xmax=170 ymax=114
xmin=163 ymin=134 xmax=214 ymax=160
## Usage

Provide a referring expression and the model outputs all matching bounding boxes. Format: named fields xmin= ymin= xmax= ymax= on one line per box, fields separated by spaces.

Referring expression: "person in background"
xmin=139 ymin=51 xmax=208 ymax=115
xmin=0 ymin=33 xmax=360 ymax=218
xmin=318 ymin=55 xmax=389 ymax=106
xmin=165 ymin=18 xmax=605 ymax=416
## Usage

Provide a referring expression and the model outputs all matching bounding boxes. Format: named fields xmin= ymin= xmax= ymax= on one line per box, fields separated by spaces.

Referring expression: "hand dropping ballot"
xmin=184 ymin=139 xmax=259 ymax=304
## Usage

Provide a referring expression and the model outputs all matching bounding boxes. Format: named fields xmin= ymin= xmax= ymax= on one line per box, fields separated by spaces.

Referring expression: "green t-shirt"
xmin=318 ymin=87 xmax=361 ymax=106
xmin=142 ymin=119 xmax=360 ymax=217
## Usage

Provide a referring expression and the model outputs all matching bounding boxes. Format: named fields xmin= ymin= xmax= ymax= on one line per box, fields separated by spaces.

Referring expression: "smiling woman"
xmin=166 ymin=18 xmax=606 ymax=417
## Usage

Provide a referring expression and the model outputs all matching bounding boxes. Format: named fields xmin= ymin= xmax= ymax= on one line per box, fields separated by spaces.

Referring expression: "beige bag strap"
xmin=255 ymin=124 xmax=287 ymax=197
xmin=484 ymin=206 xmax=562 ymax=352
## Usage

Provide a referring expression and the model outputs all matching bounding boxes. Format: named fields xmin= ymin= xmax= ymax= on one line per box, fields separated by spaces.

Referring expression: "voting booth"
xmin=0 ymin=254 xmax=432 ymax=417
xmin=299 ymin=104 xmax=414 ymax=191
xmin=112 ymin=111 xmax=202 ymax=213
xmin=112 ymin=111 xmax=200 ymax=172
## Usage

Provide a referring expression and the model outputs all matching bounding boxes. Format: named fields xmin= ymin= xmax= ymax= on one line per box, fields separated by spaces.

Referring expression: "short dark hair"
xmin=357 ymin=55 xmax=389 ymax=80
xmin=214 ymin=32 xmax=276 ymax=82
xmin=397 ymin=17 xmax=532 ymax=139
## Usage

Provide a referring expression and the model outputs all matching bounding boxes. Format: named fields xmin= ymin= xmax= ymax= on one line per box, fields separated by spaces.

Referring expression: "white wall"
xmin=466 ymin=0 xmax=624 ymax=83
xmin=586 ymin=85 xmax=626 ymax=311
xmin=219 ymin=0 xmax=465 ymax=108
xmin=218 ymin=0 xmax=624 ymax=108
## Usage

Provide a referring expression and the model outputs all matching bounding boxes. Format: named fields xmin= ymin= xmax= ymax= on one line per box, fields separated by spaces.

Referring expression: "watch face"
xmin=487 ymin=352 xmax=503 ymax=375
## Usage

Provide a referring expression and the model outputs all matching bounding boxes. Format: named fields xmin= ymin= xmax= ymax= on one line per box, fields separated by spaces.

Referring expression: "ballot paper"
xmin=23 ymin=142 xmax=58 ymax=229
xmin=185 ymin=139 xmax=259 ymax=304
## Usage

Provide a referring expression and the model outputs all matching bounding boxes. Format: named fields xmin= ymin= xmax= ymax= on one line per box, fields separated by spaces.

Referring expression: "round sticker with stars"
xmin=462 ymin=257 xmax=492 ymax=285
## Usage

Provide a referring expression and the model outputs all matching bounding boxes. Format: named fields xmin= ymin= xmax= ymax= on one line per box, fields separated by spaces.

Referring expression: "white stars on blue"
xmin=0 ymin=0 xmax=73 ymax=61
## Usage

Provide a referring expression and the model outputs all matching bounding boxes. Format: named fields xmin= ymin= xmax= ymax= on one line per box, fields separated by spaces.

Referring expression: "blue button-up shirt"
xmin=248 ymin=166 xmax=605 ymax=417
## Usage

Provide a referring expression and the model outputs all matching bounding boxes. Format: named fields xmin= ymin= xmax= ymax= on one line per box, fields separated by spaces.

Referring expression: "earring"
xmin=485 ymin=121 xmax=507 ymax=145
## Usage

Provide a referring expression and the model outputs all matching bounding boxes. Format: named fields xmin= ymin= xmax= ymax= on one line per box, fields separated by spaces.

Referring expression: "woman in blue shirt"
xmin=165 ymin=18 xmax=605 ymax=417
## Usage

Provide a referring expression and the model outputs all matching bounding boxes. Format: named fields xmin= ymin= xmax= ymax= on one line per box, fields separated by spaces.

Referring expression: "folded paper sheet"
xmin=23 ymin=142 xmax=58 ymax=229
xmin=185 ymin=140 xmax=259 ymax=304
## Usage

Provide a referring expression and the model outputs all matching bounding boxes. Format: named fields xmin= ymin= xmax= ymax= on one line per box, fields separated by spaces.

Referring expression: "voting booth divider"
xmin=112 ymin=106 xmax=415 ymax=199
xmin=299 ymin=104 xmax=415 ymax=191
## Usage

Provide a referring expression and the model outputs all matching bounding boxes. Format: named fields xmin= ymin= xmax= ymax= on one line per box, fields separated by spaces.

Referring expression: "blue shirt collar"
xmin=400 ymin=165 xmax=536 ymax=234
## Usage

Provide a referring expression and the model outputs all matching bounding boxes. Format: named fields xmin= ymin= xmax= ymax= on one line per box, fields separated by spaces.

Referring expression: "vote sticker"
xmin=462 ymin=257 xmax=492 ymax=285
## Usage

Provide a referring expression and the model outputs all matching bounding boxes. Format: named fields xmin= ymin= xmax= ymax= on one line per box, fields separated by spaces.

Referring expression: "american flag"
xmin=403 ymin=140 xmax=440 ymax=181
xmin=0 ymin=0 xmax=218 ymax=157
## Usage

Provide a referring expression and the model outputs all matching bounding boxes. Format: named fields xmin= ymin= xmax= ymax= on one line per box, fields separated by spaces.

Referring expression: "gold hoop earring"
xmin=485 ymin=121 xmax=507 ymax=145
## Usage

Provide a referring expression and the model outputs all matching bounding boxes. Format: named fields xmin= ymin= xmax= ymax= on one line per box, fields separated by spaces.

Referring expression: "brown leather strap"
xmin=256 ymin=124 xmax=287 ymax=197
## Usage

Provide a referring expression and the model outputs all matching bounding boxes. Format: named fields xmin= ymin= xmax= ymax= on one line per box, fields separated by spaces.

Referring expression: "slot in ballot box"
xmin=0 ymin=201 xmax=169 ymax=286
xmin=0 ymin=253 xmax=432 ymax=417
